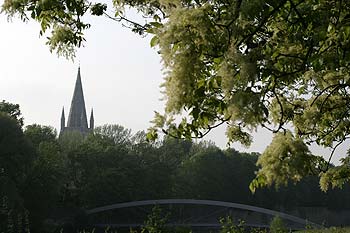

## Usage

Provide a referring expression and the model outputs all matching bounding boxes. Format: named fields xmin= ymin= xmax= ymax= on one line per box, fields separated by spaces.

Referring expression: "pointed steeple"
xmin=60 ymin=107 xmax=65 ymax=132
xmin=90 ymin=108 xmax=94 ymax=130
xmin=66 ymin=67 xmax=89 ymax=132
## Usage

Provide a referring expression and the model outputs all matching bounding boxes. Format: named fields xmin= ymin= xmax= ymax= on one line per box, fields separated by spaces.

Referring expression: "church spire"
xmin=66 ymin=67 xmax=89 ymax=132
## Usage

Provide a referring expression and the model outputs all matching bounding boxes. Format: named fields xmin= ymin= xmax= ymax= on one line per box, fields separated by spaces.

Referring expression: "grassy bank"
xmin=296 ymin=227 xmax=350 ymax=233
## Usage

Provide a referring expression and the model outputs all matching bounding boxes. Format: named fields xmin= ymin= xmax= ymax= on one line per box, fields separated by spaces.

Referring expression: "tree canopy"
xmin=0 ymin=100 xmax=24 ymax=127
xmin=2 ymin=0 xmax=350 ymax=191
xmin=2 ymin=101 xmax=350 ymax=231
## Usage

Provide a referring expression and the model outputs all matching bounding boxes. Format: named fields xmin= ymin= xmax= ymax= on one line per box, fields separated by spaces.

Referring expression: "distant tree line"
xmin=1 ymin=100 xmax=350 ymax=233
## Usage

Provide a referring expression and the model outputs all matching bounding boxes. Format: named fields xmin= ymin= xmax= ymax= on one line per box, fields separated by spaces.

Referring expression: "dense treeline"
xmin=1 ymin=100 xmax=350 ymax=232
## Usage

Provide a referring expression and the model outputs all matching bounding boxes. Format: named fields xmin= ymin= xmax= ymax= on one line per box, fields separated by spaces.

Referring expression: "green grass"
xmin=296 ymin=227 xmax=350 ymax=233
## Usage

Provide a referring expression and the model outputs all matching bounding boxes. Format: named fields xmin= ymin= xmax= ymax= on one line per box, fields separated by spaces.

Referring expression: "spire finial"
xmin=77 ymin=65 xmax=81 ymax=80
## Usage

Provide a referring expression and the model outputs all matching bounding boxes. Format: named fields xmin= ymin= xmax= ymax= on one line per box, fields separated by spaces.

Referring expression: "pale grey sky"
xmin=0 ymin=5 xmax=348 ymax=163
xmin=0 ymin=11 xmax=164 ymax=132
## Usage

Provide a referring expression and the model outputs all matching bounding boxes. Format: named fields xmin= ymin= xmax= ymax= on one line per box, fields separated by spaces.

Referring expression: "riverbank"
xmin=296 ymin=227 xmax=350 ymax=233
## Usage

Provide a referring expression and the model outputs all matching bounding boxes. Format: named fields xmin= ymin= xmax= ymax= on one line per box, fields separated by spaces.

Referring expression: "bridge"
xmin=84 ymin=199 xmax=322 ymax=231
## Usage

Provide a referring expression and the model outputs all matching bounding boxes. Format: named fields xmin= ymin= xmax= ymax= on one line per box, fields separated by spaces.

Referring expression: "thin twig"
xmin=103 ymin=12 xmax=148 ymax=31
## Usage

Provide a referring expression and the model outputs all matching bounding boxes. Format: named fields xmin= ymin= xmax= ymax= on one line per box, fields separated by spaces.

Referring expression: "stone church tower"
xmin=60 ymin=67 xmax=94 ymax=135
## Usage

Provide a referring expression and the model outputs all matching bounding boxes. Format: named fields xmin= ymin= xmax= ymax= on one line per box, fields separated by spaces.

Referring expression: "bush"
xmin=270 ymin=216 xmax=288 ymax=233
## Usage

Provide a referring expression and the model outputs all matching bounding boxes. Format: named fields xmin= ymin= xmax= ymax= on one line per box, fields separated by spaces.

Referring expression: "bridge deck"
xmin=85 ymin=199 xmax=322 ymax=230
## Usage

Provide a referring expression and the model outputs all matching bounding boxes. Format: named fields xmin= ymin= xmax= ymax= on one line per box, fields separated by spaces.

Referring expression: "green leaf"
xmin=149 ymin=22 xmax=163 ymax=28
xmin=150 ymin=36 xmax=159 ymax=48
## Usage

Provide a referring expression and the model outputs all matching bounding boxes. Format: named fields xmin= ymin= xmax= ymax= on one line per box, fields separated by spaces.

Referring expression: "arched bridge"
xmin=85 ymin=199 xmax=322 ymax=230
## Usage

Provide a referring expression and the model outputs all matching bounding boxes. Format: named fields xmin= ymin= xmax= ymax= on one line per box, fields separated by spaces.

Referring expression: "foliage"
xmin=24 ymin=124 xmax=57 ymax=149
xmin=220 ymin=217 xmax=245 ymax=233
xmin=0 ymin=196 xmax=30 ymax=233
xmin=3 ymin=0 xmax=350 ymax=190
xmin=3 ymin=102 xmax=350 ymax=231
xmin=22 ymin=140 xmax=65 ymax=232
xmin=0 ymin=100 xmax=24 ymax=127
xmin=93 ymin=124 xmax=132 ymax=146
xmin=59 ymin=130 xmax=85 ymax=152
xmin=0 ymin=113 xmax=33 ymax=233
xmin=175 ymin=148 xmax=237 ymax=200
xmin=319 ymin=156 xmax=350 ymax=192
xmin=1 ymin=0 xmax=91 ymax=58
xmin=269 ymin=216 xmax=288 ymax=233
xmin=0 ymin=112 xmax=35 ymax=186
xmin=250 ymin=131 xmax=323 ymax=192
xmin=141 ymin=206 xmax=169 ymax=233
xmin=1 ymin=111 xmax=66 ymax=232
xmin=296 ymin=227 xmax=350 ymax=233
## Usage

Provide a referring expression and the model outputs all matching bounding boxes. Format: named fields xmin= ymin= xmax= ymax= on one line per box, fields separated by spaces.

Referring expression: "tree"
xmin=3 ymin=0 xmax=350 ymax=190
xmin=21 ymin=140 xmax=65 ymax=232
xmin=93 ymin=124 xmax=132 ymax=146
xmin=175 ymin=148 xmax=228 ymax=199
xmin=24 ymin=124 xmax=57 ymax=149
xmin=0 ymin=100 xmax=24 ymax=127
xmin=269 ymin=216 xmax=288 ymax=233
xmin=22 ymin=125 xmax=64 ymax=231
xmin=59 ymin=130 xmax=85 ymax=152
xmin=0 ymin=112 xmax=34 ymax=233
xmin=0 ymin=112 xmax=34 ymax=186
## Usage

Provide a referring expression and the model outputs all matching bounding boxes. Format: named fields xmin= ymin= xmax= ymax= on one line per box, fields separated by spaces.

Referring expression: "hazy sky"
xmin=0 ymin=3 xmax=348 ymax=163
